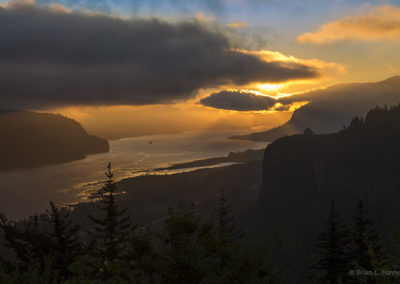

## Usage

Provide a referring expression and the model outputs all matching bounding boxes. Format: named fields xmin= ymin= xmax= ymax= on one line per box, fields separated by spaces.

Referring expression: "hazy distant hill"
xmin=0 ymin=111 xmax=109 ymax=170
xmin=243 ymin=103 xmax=400 ymax=281
xmin=231 ymin=76 xmax=400 ymax=141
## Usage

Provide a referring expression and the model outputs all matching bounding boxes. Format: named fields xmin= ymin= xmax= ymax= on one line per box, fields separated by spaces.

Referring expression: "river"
xmin=0 ymin=130 xmax=268 ymax=219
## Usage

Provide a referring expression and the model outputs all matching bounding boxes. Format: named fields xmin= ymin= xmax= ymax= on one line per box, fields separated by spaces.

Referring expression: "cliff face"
xmin=0 ymin=111 xmax=109 ymax=170
xmin=260 ymin=104 xmax=400 ymax=215
xmin=245 ymin=104 xmax=400 ymax=281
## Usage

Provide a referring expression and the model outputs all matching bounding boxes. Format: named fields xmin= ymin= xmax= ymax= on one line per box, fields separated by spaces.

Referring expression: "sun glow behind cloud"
xmin=235 ymin=49 xmax=347 ymax=76
xmin=50 ymin=102 xmax=293 ymax=140
xmin=257 ymin=83 xmax=284 ymax=92
xmin=5 ymin=0 xmax=395 ymax=139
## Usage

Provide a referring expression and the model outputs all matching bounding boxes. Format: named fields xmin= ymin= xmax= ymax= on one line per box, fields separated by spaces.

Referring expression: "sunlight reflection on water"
xmin=0 ymin=130 xmax=268 ymax=219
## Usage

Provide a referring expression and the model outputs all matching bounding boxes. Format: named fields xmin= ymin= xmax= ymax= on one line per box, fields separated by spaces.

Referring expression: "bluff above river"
xmin=243 ymin=103 xmax=400 ymax=281
xmin=0 ymin=111 xmax=109 ymax=170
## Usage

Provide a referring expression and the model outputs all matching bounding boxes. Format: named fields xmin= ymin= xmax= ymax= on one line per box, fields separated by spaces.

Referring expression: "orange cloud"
xmin=0 ymin=0 xmax=34 ymax=8
xmin=228 ymin=21 xmax=248 ymax=28
xmin=298 ymin=5 xmax=400 ymax=44
xmin=234 ymin=49 xmax=346 ymax=76
xmin=1 ymin=0 xmax=71 ymax=13
xmin=195 ymin=13 xmax=215 ymax=23
xmin=49 ymin=3 xmax=71 ymax=13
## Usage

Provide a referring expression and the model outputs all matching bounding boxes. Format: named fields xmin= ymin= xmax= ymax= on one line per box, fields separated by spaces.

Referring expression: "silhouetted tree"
xmin=351 ymin=201 xmax=384 ymax=273
xmin=212 ymin=192 xmax=275 ymax=283
xmin=0 ymin=213 xmax=52 ymax=269
xmin=89 ymin=163 xmax=131 ymax=261
xmin=312 ymin=201 xmax=351 ymax=284
xmin=214 ymin=191 xmax=244 ymax=270
xmin=304 ymin=128 xmax=314 ymax=135
xmin=125 ymin=226 xmax=159 ymax=282
xmin=45 ymin=202 xmax=81 ymax=277
xmin=157 ymin=203 xmax=214 ymax=283
xmin=87 ymin=163 xmax=131 ymax=281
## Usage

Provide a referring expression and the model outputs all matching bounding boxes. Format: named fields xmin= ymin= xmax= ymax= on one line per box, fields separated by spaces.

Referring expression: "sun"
xmin=257 ymin=83 xmax=284 ymax=92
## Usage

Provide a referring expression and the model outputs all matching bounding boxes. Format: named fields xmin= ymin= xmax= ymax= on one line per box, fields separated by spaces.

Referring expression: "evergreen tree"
xmin=212 ymin=192 xmax=275 ymax=283
xmin=312 ymin=201 xmax=351 ymax=284
xmin=157 ymin=203 xmax=214 ymax=283
xmin=87 ymin=163 xmax=131 ymax=281
xmin=214 ymin=191 xmax=244 ymax=270
xmin=89 ymin=163 xmax=131 ymax=262
xmin=125 ymin=226 xmax=159 ymax=282
xmin=45 ymin=201 xmax=81 ymax=277
xmin=351 ymin=201 xmax=384 ymax=271
xmin=0 ymin=213 xmax=52 ymax=269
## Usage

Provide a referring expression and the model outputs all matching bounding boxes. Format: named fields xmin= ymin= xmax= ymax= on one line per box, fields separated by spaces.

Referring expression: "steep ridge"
xmin=243 ymin=103 xmax=400 ymax=281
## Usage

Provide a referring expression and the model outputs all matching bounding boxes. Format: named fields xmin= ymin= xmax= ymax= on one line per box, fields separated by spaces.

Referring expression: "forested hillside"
xmin=0 ymin=111 xmax=109 ymax=170
xmin=244 ymin=103 xmax=400 ymax=281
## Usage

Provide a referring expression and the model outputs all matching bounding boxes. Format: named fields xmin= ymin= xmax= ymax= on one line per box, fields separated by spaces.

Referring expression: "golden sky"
xmin=2 ymin=0 xmax=399 ymax=139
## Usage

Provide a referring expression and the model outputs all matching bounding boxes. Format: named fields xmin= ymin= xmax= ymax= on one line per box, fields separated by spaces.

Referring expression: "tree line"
xmin=1 ymin=163 xmax=400 ymax=283
xmin=311 ymin=201 xmax=400 ymax=284
xmin=0 ymin=164 xmax=278 ymax=283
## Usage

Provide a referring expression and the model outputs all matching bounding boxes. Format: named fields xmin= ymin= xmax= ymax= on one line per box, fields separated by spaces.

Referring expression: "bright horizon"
xmin=1 ymin=0 xmax=400 ymax=139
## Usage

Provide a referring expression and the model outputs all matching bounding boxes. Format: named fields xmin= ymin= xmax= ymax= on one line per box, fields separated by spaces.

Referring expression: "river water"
xmin=0 ymin=130 xmax=268 ymax=219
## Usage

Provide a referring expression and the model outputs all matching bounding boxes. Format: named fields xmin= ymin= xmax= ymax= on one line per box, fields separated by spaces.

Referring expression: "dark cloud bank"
xmin=200 ymin=91 xmax=294 ymax=111
xmin=0 ymin=2 xmax=317 ymax=109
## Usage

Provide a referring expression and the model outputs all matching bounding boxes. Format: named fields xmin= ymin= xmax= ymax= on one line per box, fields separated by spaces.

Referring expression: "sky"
xmin=1 ymin=0 xmax=400 ymax=139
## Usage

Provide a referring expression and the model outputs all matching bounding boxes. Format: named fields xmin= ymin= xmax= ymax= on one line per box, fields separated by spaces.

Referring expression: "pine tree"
xmin=0 ymin=213 xmax=52 ymax=268
xmin=212 ymin=192 xmax=275 ymax=283
xmin=45 ymin=201 xmax=81 ymax=277
xmin=158 ymin=203 xmax=214 ymax=283
xmin=312 ymin=201 xmax=351 ymax=284
xmin=125 ymin=226 xmax=158 ymax=283
xmin=351 ymin=201 xmax=384 ymax=271
xmin=88 ymin=163 xmax=131 ymax=264
xmin=215 ymin=191 xmax=244 ymax=269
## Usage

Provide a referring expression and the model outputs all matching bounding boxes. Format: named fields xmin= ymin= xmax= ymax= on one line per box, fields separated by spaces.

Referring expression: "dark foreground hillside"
xmin=243 ymin=104 xmax=400 ymax=282
xmin=0 ymin=111 xmax=109 ymax=170
xmin=0 ymin=162 xmax=279 ymax=283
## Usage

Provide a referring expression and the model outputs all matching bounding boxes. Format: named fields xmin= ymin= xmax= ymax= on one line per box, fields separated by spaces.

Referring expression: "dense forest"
xmin=0 ymin=165 xmax=278 ymax=283
xmin=1 ymin=166 xmax=400 ymax=283
xmin=2 ymin=104 xmax=400 ymax=283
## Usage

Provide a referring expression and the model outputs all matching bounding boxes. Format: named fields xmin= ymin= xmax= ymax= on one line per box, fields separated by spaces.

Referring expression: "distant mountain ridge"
xmin=0 ymin=111 xmax=109 ymax=170
xmin=243 ymin=103 xmax=400 ymax=282
xmin=231 ymin=76 xmax=400 ymax=141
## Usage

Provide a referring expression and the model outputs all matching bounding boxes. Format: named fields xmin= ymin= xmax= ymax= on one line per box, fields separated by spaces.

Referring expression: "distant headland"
xmin=0 ymin=111 xmax=109 ymax=170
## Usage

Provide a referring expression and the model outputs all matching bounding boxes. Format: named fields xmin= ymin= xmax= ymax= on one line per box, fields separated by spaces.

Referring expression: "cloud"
xmin=195 ymin=12 xmax=215 ymax=23
xmin=298 ymin=5 xmax=400 ymax=44
xmin=236 ymin=49 xmax=347 ymax=75
xmin=0 ymin=1 xmax=318 ymax=109
xmin=200 ymin=75 xmax=400 ymax=127
xmin=228 ymin=21 xmax=247 ymax=28
xmin=200 ymin=90 xmax=294 ymax=111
